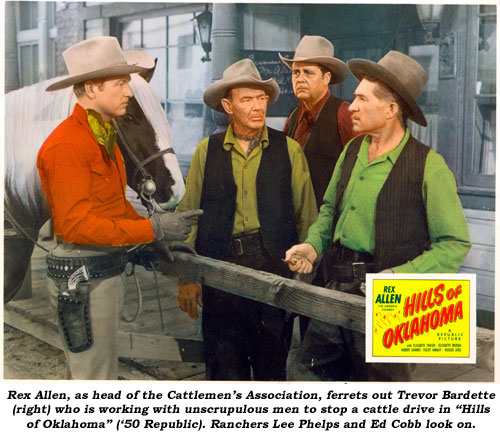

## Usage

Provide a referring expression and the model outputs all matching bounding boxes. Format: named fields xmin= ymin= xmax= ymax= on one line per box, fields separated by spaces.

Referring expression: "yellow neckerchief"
xmin=87 ymin=109 xmax=117 ymax=161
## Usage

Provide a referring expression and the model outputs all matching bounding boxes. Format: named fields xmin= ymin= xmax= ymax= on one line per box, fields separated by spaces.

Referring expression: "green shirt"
xmin=176 ymin=124 xmax=318 ymax=247
xmin=305 ymin=128 xmax=471 ymax=273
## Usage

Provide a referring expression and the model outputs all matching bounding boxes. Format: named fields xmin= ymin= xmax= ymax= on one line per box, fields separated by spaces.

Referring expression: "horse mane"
xmin=4 ymin=74 xmax=185 ymax=220
xmin=128 ymin=75 xmax=185 ymax=205
xmin=5 ymin=77 xmax=75 ymax=219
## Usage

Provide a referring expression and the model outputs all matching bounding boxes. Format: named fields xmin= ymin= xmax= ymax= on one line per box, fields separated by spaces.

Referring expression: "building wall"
xmin=54 ymin=2 xmax=81 ymax=76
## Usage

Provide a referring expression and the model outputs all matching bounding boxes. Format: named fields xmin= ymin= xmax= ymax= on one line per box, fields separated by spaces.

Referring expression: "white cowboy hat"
xmin=279 ymin=35 xmax=349 ymax=84
xmin=46 ymin=36 xmax=148 ymax=91
xmin=347 ymin=50 xmax=429 ymax=126
xmin=203 ymin=59 xmax=280 ymax=112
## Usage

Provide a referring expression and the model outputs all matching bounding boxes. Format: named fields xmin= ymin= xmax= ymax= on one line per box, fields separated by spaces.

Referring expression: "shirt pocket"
xmin=90 ymin=162 xmax=115 ymax=203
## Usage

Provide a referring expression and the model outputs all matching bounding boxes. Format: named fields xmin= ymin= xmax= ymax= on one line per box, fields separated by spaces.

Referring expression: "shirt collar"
xmin=223 ymin=123 xmax=269 ymax=151
xmin=361 ymin=127 xmax=411 ymax=165
xmin=73 ymin=103 xmax=99 ymax=137
xmin=298 ymin=90 xmax=330 ymax=122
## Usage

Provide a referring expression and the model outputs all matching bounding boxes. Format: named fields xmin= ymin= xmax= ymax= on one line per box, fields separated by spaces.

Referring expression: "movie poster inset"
xmin=365 ymin=274 xmax=476 ymax=364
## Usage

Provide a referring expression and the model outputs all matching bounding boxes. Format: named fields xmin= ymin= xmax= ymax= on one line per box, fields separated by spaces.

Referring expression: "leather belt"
xmin=323 ymin=243 xmax=380 ymax=283
xmin=227 ymin=232 xmax=262 ymax=257
xmin=47 ymin=252 xmax=127 ymax=281
xmin=326 ymin=261 xmax=380 ymax=283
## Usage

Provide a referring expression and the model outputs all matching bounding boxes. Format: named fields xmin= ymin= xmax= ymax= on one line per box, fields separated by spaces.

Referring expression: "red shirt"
xmin=37 ymin=103 xmax=155 ymax=246
xmin=284 ymin=91 xmax=354 ymax=147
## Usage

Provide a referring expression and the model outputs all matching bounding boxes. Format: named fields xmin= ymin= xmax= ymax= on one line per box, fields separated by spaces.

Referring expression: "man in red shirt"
xmin=281 ymin=36 xmax=354 ymax=337
xmin=37 ymin=36 xmax=201 ymax=379
xmin=281 ymin=35 xmax=354 ymax=210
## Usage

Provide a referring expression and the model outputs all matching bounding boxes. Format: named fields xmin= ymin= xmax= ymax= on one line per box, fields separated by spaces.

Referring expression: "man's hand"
xmin=177 ymin=282 xmax=203 ymax=319
xmin=285 ymin=243 xmax=318 ymax=274
xmin=151 ymin=209 xmax=203 ymax=242
xmin=155 ymin=241 xmax=197 ymax=262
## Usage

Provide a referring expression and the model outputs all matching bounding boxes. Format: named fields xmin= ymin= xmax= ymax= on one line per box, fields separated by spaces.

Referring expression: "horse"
xmin=4 ymin=70 xmax=185 ymax=303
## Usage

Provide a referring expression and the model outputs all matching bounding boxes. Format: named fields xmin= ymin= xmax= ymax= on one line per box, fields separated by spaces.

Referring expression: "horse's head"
xmin=115 ymin=96 xmax=174 ymax=212
xmin=114 ymin=70 xmax=185 ymax=212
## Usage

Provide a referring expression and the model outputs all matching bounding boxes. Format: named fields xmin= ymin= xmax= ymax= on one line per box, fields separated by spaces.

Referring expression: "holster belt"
xmin=227 ymin=232 xmax=262 ymax=257
xmin=323 ymin=243 xmax=380 ymax=283
xmin=47 ymin=252 xmax=127 ymax=281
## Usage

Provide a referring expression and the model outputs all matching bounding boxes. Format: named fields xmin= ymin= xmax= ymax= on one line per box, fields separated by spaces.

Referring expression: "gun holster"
xmin=57 ymin=283 xmax=92 ymax=353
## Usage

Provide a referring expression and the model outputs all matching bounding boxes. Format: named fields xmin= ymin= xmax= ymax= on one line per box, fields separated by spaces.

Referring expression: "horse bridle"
xmin=113 ymin=119 xmax=174 ymax=217
xmin=5 ymin=121 xmax=174 ymax=256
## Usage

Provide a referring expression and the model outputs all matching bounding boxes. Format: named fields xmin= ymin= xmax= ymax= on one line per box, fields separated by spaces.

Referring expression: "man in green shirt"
xmin=176 ymin=59 xmax=317 ymax=380
xmin=285 ymin=50 xmax=471 ymax=381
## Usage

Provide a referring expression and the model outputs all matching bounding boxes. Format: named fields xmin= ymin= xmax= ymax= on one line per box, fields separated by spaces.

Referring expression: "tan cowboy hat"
xmin=46 ymin=36 xmax=148 ymax=91
xmin=203 ymin=59 xmax=280 ymax=112
xmin=279 ymin=35 xmax=349 ymax=84
xmin=347 ymin=50 xmax=429 ymax=126
xmin=124 ymin=50 xmax=156 ymax=70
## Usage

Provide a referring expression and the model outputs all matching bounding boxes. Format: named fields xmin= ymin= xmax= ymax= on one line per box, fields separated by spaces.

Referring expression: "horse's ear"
xmin=139 ymin=58 xmax=157 ymax=83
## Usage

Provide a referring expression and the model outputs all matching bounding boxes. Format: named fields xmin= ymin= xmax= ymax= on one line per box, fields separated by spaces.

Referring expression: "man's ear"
xmin=387 ymin=101 xmax=400 ymax=120
xmin=84 ymin=81 xmax=96 ymax=100
xmin=220 ymin=98 xmax=233 ymax=115
xmin=323 ymin=70 xmax=332 ymax=85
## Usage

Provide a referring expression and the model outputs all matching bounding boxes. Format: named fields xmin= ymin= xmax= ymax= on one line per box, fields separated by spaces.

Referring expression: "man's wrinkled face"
xmin=348 ymin=79 xmax=391 ymax=135
xmin=222 ymin=87 xmax=269 ymax=133
xmin=90 ymin=75 xmax=133 ymax=121
xmin=291 ymin=62 xmax=330 ymax=107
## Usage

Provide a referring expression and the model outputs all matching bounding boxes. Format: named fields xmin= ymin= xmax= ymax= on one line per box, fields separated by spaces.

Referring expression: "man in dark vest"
xmin=280 ymin=35 xmax=355 ymax=338
xmin=281 ymin=35 xmax=354 ymax=210
xmin=175 ymin=59 xmax=317 ymax=380
xmin=284 ymin=50 xmax=471 ymax=381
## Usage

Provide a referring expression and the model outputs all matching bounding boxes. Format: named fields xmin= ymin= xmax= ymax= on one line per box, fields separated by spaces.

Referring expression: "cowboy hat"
xmin=279 ymin=35 xmax=349 ymax=84
xmin=124 ymin=50 xmax=156 ymax=70
xmin=203 ymin=59 xmax=280 ymax=112
xmin=347 ymin=50 xmax=429 ymax=126
xmin=46 ymin=36 xmax=148 ymax=91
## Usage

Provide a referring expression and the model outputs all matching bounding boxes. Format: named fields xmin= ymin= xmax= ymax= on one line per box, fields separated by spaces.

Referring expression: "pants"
xmin=202 ymin=251 xmax=293 ymax=381
xmin=48 ymin=274 xmax=125 ymax=380
xmin=298 ymin=258 xmax=326 ymax=341
xmin=288 ymin=280 xmax=414 ymax=382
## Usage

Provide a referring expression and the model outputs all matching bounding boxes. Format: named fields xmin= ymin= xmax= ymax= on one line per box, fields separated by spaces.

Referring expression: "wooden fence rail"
xmin=160 ymin=251 xmax=365 ymax=333
xmin=159 ymin=252 xmax=494 ymax=372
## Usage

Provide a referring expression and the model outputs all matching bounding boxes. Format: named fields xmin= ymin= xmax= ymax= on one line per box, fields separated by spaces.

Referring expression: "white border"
xmin=366 ymin=273 xmax=477 ymax=364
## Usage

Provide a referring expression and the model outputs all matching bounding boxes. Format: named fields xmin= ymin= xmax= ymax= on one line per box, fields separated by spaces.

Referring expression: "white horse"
xmin=4 ymin=71 xmax=185 ymax=302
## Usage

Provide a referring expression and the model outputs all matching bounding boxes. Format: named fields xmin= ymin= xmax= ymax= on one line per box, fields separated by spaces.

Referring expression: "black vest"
xmin=334 ymin=135 xmax=431 ymax=270
xmin=195 ymin=127 xmax=298 ymax=260
xmin=287 ymin=95 xmax=343 ymax=209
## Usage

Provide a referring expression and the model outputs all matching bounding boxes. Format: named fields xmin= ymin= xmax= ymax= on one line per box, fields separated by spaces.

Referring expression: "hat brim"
xmin=203 ymin=75 xmax=280 ymax=112
xmin=347 ymin=59 xmax=427 ymax=127
xmin=46 ymin=64 xmax=148 ymax=91
xmin=279 ymin=53 xmax=349 ymax=84
xmin=124 ymin=51 xmax=156 ymax=70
